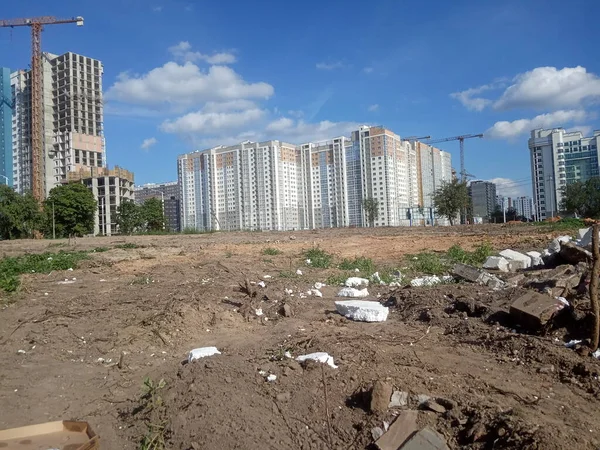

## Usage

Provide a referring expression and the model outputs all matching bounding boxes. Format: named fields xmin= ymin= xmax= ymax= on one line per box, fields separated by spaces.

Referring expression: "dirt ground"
xmin=1 ymin=225 xmax=600 ymax=449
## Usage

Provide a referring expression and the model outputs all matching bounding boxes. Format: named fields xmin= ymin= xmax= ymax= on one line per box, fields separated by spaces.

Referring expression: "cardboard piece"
xmin=0 ymin=420 xmax=98 ymax=450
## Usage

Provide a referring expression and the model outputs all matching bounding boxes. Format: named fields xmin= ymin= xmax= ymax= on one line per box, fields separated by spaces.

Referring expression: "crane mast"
xmin=0 ymin=16 xmax=83 ymax=203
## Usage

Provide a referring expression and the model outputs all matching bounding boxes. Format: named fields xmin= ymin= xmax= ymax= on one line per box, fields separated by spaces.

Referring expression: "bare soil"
xmin=1 ymin=225 xmax=599 ymax=449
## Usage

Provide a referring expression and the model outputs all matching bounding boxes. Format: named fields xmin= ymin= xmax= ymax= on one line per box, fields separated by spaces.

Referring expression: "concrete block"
xmin=510 ymin=291 xmax=567 ymax=328
xmin=498 ymin=249 xmax=531 ymax=268
xmin=451 ymin=263 xmax=482 ymax=282
xmin=335 ymin=300 xmax=389 ymax=322
xmin=376 ymin=410 xmax=418 ymax=450
xmin=483 ymin=256 xmax=509 ymax=272
xmin=337 ymin=287 xmax=369 ymax=298
xmin=389 ymin=391 xmax=409 ymax=408
xmin=345 ymin=277 xmax=370 ymax=287
xmin=399 ymin=427 xmax=450 ymax=450
xmin=508 ymin=259 xmax=528 ymax=272
xmin=526 ymin=251 xmax=544 ymax=267
xmin=578 ymin=227 xmax=591 ymax=240
xmin=548 ymin=235 xmax=572 ymax=254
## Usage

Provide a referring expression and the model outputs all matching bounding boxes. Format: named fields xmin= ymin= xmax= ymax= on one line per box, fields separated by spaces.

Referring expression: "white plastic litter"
xmin=314 ymin=282 xmax=325 ymax=290
xmin=263 ymin=275 xmax=272 ymax=279
xmin=296 ymin=269 xmax=303 ymax=275
xmin=308 ymin=289 xmax=323 ymax=297
xmin=335 ymin=300 xmax=389 ymax=322
xmin=188 ymin=346 xmax=221 ymax=362
xmin=345 ymin=277 xmax=369 ymax=287
xmin=57 ymin=280 xmax=76 ymax=285
xmin=592 ymin=349 xmax=600 ymax=359
xmin=285 ymin=288 xmax=293 ymax=295
xmin=337 ymin=287 xmax=369 ymax=298
xmin=257 ymin=281 xmax=266 ymax=288
xmin=557 ymin=297 xmax=569 ymax=307
xmin=410 ymin=275 xmax=453 ymax=287
xmin=296 ymin=352 xmax=338 ymax=368
xmin=305 ymin=259 xmax=312 ymax=265
xmin=67 ymin=268 xmax=73 ymax=271
xmin=354 ymin=268 xmax=360 ymax=273
xmin=564 ymin=340 xmax=582 ymax=348
xmin=255 ymin=308 xmax=264 ymax=316
xmin=266 ymin=374 xmax=277 ymax=382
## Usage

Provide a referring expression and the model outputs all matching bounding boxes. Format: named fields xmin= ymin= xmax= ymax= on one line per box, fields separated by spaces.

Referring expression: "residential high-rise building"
xmin=178 ymin=140 xmax=300 ymax=231
xmin=11 ymin=52 xmax=104 ymax=197
xmin=68 ymin=166 xmax=134 ymax=236
xmin=513 ymin=196 xmax=534 ymax=220
xmin=178 ymin=126 xmax=453 ymax=231
xmin=0 ymin=67 xmax=11 ymax=186
xmin=135 ymin=182 xmax=181 ymax=232
xmin=469 ymin=181 xmax=497 ymax=221
xmin=529 ymin=128 xmax=600 ymax=220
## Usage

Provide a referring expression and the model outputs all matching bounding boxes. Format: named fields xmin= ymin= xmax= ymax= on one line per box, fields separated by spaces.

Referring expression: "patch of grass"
xmin=538 ymin=217 xmax=586 ymax=232
xmin=0 ymin=251 xmax=89 ymax=293
xmin=225 ymin=251 xmax=233 ymax=258
xmin=303 ymin=247 xmax=333 ymax=269
xmin=115 ymin=243 xmax=141 ymax=249
xmin=263 ymin=258 xmax=274 ymax=264
xmin=279 ymin=271 xmax=298 ymax=279
xmin=338 ymin=256 xmax=375 ymax=273
xmin=446 ymin=242 xmax=494 ymax=266
xmin=92 ymin=246 xmax=109 ymax=253
xmin=405 ymin=252 xmax=448 ymax=275
xmin=326 ymin=272 xmax=347 ymax=286
xmin=262 ymin=247 xmax=282 ymax=256
xmin=130 ymin=275 xmax=153 ymax=285
xmin=139 ymin=377 xmax=168 ymax=450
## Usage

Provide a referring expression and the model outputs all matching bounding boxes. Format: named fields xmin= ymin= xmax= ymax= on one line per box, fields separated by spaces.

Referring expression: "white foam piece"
xmin=345 ymin=277 xmax=369 ymax=287
xmin=410 ymin=275 xmax=452 ymax=287
xmin=188 ymin=346 xmax=221 ymax=362
xmin=337 ymin=287 xmax=369 ymax=298
xmin=335 ymin=300 xmax=389 ymax=322
xmin=296 ymin=352 xmax=338 ymax=368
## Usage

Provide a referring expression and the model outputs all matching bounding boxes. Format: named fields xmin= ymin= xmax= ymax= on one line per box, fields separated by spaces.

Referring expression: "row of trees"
xmin=0 ymin=183 xmax=165 ymax=240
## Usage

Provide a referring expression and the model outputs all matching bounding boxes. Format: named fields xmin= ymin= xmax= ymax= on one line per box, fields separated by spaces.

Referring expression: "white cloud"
xmin=168 ymin=41 xmax=236 ymax=65
xmin=494 ymin=66 xmax=600 ymax=110
xmin=161 ymin=108 xmax=265 ymax=134
xmin=266 ymin=117 xmax=294 ymax=132
xmin=488 ymin=177 xmax=529 ymax=198
xmin=202 ymin=100 xmax=258 ymax=113
xmin=363 ymin=67 xmax=374 ymax=74
xmin=450 ymin=83 xmax=500 ymax=111
xmin=263 ymin=117 xmax=362 ymax=143
xmin=105 ymin=62 xmax=273 ymax=110
xmin=141 ymin=137 xmax=157 ymax=150
xmin=567 ymin=125 xmax=593 ymax=137
xmin=486 ymin=109 xmax=588 ymax=139
xmin=316 ymin=61 xmax=345 ymax=70
xmin=368 ymin=104 xmax=379 ymax=112
xmin=287 ymin=109 xmax=304 ymax=118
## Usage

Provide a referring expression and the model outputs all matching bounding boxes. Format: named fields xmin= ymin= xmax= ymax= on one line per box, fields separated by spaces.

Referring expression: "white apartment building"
xmin=415 ymin=142 xmax=452 ymax=225
xmin=178 ymin=140 xmax=300 ymax=231
xmin=529 ymin=128 xmax=600 ymax=219
xmin=11 ymin=52 xmax=104 ymax=197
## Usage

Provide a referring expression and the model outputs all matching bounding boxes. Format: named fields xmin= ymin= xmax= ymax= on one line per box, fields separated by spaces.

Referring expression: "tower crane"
xmin=402 ymin=135 xmax=431 ymax=142
xmin=425 ymin=133 xmax=483 ymax=183
xmin=0 ymin=16 xmax=84 ymax=203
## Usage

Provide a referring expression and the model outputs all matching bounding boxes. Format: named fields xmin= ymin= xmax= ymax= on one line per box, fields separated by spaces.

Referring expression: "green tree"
xmin=432 ymin=180 xmax=469 ymax=226
xmin=141 ymin=197 xmax=165 ymax=232
xmin=44 ymin=183 xmax=97 ymax=238
xmin=0 ymin=185 xmax=43 ymax=239
xmin=561 ymin=177 xmax=600 ymax=218
xmin=116 ymin=200 xmax=143 ymax=235
xmin=362 ymin=197 xmax=380 ymax=227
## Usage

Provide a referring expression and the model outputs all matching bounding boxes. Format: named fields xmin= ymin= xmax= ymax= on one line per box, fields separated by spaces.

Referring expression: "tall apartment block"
xmin=0 ymin=67 xmax=11 ymax=186
xmin=529 ymin=128 xmax=600 ymax=219
xmin=135 ymin=182 xmax=181 ymax=232
xmin=178 ymin=140 xmax=299 ymax=231
xmin=469 ymin=180 xmax=497 ymax=221
xmin=415 ymin=141 xmax=452 ymax=224
xmin=11 ymin=52 xmax=104 ymax=196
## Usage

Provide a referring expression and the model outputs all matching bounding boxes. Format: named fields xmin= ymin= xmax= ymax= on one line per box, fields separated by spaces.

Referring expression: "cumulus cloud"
xmin=161 ymin=108 xmax=265 ymax=134
xmin=450 ymin=83 xmax=502 ymax=111
xmin=494 ymin=66 xmax=600 ymax=110
xmin=168 ymin=41 xmax=236 ymax=65
xmin=486 ymin=109 xmax=588 ymax=139
xmin=316 ymin=61 xmax=346 ymax=70
xmin=368 ymin=104 xmax=379 ymax=112
xmin=105 ymin=62 xmax=273 ymax=110
xmin=141 ymin=137 xmax=157 ymax=150
xmin=263 ymin=117 xmax=362 ymax=143
xmin=488 ymin=177 xmax=530 ymax=198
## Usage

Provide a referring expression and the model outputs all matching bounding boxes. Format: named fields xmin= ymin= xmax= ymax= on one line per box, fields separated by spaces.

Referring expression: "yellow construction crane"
xmin=0 ymin=16 xmax=84 ymax=203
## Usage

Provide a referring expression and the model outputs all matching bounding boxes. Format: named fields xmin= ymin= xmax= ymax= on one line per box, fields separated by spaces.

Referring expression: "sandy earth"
xmin=1 ymin=225 xmax=599 ymax=449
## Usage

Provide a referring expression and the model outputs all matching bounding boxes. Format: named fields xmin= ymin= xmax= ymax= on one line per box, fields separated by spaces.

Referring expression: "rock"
xmin=188 ymin=347 xmax=221 ymax=362
xmin=371 ymin=380 xmax=394 ymax=413
xmin=499 ymin=249 xmax=531 ymax=269
xmin=281 ymin=304 xmax=293 ymax=317
xmin=482 ymin=256 xmax=509 ymax=272
xmin=526 ymin=251 xmax=544 ymax=267
xmin=548 ymin=235 xmax=572 ymax=254
xmin=537 ymin=364 xmax=555 ymax=374
xmin=510 ymin=291 xmax=567 ymax=328
xmin=422 ymin=399 xmax=446 ymax=413
xmin=478 ymin=272 xmax=506 ymax=290
xmin=452 ymin=264 xmax=506 ymax=289
xmin=505 ymin=273 xmax=525 ymax=286
xmin=372 ymin=427 xmax=385 ymax=440
xmin=389 ymin=391 xmax=409 ymax=408
xmin=289 ymin=235 xmax=296 ymax=240
xmin=335 ymin=300 xmax=389 ymax=322
xmin=337 ymin=287 xmax=370 ymax=298
xmin=276 ymin=392 xmax=291 ymax=402
xmin=345 ymin=277 xmax=370 ymax=287
xmin=296 ymin=352 xmax=338 ymax=368
xmin=375 ymin=410 xmax=418 ymax=450
xmin=559 ymin=241 xmax=592 ymax=265
xmin=415 ymin=394 xmax=431 ymax=405
xmin=399 ymin=427 xmax=450 ymax=450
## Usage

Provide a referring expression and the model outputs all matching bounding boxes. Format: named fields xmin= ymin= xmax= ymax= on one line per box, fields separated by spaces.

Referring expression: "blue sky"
xmin=2 ymin=0 xmax=600 ymax=196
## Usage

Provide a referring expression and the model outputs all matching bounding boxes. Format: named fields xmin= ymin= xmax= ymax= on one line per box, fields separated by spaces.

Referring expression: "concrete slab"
xmin=483 ymin=256 xmax=509 ymax=272
xmin=510 ymin=291 xmax=567 ymax=328
xmin=508 ymin=259 xmax=528 ymax=272
xmin=376 ymin=410 xmax=418 ymax=450
xmin=337 ymin=287 xmax=369 ymax=298
xmin=399 ymin=427 xmax=450 ymax=450
xmin=526 ymin=251 xmax=543 ymax=267
xmin=499 ymin=249 xmax=531 ymax=269
xmin=335 ymin=300 xmax=389 ymax=322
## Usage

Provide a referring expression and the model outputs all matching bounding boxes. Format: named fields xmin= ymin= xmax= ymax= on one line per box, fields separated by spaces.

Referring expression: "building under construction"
xmin=10 ymin=51 xmax=105 ymax=197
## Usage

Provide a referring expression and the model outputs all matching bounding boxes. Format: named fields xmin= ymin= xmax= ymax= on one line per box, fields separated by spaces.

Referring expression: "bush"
xmin=304 ymin=248 xmax=333 ymax=269
xmin=338 ymin=256 xmax=375 ymax=273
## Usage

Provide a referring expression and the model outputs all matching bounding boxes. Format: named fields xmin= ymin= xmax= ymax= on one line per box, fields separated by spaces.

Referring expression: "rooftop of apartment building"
xmin=134 ymin=181 xmax=177 ymax=190
xmin=66 ymin=165 xmax=134 ymax=183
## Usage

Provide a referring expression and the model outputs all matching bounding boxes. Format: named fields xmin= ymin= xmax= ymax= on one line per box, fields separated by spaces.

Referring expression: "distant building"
xmin=469 ymin=181 xmax=497 ymax=221
xmin=67 ymin=166 xmax=134 ymax=236
xmin=415 ymin=142 xmax=453 ymax=225
xmin=0 ymin=67 xmax=11 ymax=186
xmin=529 ymin=128 xmax=600 ymax=220
xmin=514 ymin=196 xmax=534 ymax=220
xmin=134 ymin=182 xmax=181 ymax=232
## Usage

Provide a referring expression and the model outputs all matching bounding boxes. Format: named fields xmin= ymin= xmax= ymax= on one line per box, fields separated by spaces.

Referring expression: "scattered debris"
xmin=560 ymin=241 xmax=592 ymax=265
xmin=335 ymin=300 xmax=389 ymax=322
xmin=483 ymin=256 xmax=509 ymax=272
xmin=372 ymin=427 xmax=385 ymax=440
xmin=257 ymin=281 xmax=266 ymax=288
xmin=345 ymin=277 xmax=370 ymax=287
xmin=255 ymin=308 xmax=264 ymax=316
xmin=526 ymin=251 xmax=544 ymax=267
xmin=266 ymin=374 xmax=277 ymax=382
xmin=307 ymin=288 xmax=323 ymax=297
xmin=375 ymin=410 xmax=418 ymax=450
xmin=399 ymin=426 xmax=449 ymax=450
xmin=57 ymin=279 xmax=76 ymax=285
xmin=188 ymin=347 xmax=221 ymax=362
xmin=410 ymin=276 xmax=453 ymax=287
xmin=305 ymin=258 xmax=312 ymax=265
xmin=337 ymin=287 xmax=369 ymax=298
xmin=422 ymin=399 xmax=446 ymax=413
xmin=415 ymin=394 xmax=431 ymax=405
xmin=280 ymin=304 xmax=293 ymax=317
xmin=296 ymin=269 xmax=303 ymax=276
xmin=389 ymin=391 xmax=409 ymax=408
xmin=314 ymin=282 xmax=325 ymax=289
xmin=370 ymin=380 xmax=393 ymax=413
xmin=452 ymin=264 xmax=506 ymax=289
xmin=296 ymin=352 xmax=338 ymax=368
xmin=499 ymin=249 xmax=531 ymax=269
xmin=510 ymin=291 xmax=567 ymax=328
